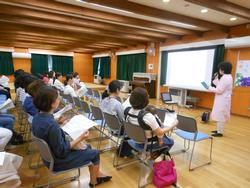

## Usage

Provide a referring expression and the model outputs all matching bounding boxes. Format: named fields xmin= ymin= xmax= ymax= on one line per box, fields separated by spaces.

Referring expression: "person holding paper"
xmin=63 ymin=74 xmax=78 ymax=97
xmin=101 ymin=80 xmax=124 ymax=122
xmin=209 ymin=62 xmax=233 ymax=137
xmin=52 ymin=72 xmax=65 ymax=91
xmin=126 ymin=87 xmax=177 ymax=152
xmin=32 ymin=86 xmax=112 ymax=187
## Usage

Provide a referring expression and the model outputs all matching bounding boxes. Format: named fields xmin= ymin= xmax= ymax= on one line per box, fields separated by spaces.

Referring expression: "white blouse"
xmin=63 ymin=85 xmax=77 ymax=97
xmin=53 ymin=79 xmax=65 ymax=91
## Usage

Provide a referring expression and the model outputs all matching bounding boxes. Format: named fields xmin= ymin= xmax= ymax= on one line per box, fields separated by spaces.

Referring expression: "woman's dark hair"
xmin=64 ymin=74 xmax=73 ymax=86
xmin=102 ymin=80 xmax=122 ymax=99
xmin=73 ymin=72 xmax=79 ymax=78
xmin=33 ymin=85 xmax=59 ymax=112
xmin=14 ymin=72 xmax=27 ymax=89
xmin=48 ymin=71 xmax=55 ymax=78
xmin=130 ymin=87 xmax=149 ymax=110
xmin=26 ymin=80 xmax=45 ymax=97
xmin=218 ymin=61 xmax=232 ymax=74
xmin=14 ymin=69 xmax=24 ymax=78
xmin=43 ymin=72 xmax=48 ymax=77
xmin=23 ymin=74 xmax=39 ymax=92
xmin=53 ymin=72 xmax=62 ymax=84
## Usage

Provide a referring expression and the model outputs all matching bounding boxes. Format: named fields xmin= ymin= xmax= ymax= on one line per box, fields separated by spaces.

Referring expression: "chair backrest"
xmin=155 ymin=108 xmax=166 ymax=122
xmin=81 ymin=100 xmax=91 ymax=114
xmin=177 ymin=114 xmax=197 ymax=133
xmin=87 ymin=88 xmax=93 ymax=96
xmin=73 ymin=97 xmax=82 ymax=109
xmin=103 ymin=112 xmax=121 ymax=131
xmin=63 ymin=94 xmax=74 ymax=105
xmin=124 ymin=121 xmax=147 ymax=143
xmin=93 ymin=90 xmax=100 ymax=99
xmin=32 ymin=135 xmax=54 ymax=164
xmin=90 ymin=105 xmax=104 ymax=121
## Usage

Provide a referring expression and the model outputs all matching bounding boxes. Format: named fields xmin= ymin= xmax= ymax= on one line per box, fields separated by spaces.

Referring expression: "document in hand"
xmin=78 ymin=83 xmax=88 ymax=97
xmin=0 ymin=152 xmax=5 ymax=166
xmin=0 ymin=75 xmax=9 ymax=87
xmin=53 ymin=104 xmax=73 ymax=120
xmin=122 ymin=97 xmax=131 ymax=109
xmin=163 ymin=112 xmax=177 ymax=128
xmin=201 ymin=81 xmax=209 ymax=90
xmin=0 ymin=99 xmax=15 ymax=111
xmin=62 ymin=115 xmax=97 ymax=140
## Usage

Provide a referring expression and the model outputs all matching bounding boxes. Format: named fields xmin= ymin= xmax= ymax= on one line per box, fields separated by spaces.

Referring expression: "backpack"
xmin=201 ymin=111 xmax=210 ymax=123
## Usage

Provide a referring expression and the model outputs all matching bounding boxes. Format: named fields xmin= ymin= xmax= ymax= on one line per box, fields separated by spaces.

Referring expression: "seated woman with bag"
xmin=125 ymin=87 xmax=178 ymax=155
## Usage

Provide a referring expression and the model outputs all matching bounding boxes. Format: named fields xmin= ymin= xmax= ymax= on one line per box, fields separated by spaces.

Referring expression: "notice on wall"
xmin=235 ymin=60 xmax=250 ymax=87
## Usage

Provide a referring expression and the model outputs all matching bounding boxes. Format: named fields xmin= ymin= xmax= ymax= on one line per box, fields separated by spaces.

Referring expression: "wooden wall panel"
xmin=73 ymin=53 xmax=93 ymax=83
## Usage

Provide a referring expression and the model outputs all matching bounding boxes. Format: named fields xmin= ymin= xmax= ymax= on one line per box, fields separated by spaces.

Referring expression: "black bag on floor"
xmin=116 ymin=138 xmax=134 ymax=157
xmin=201 ymin=112 xmax=210 ymax=123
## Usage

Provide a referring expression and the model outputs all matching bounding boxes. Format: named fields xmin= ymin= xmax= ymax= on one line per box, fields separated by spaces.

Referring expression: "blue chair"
xmin=175 ymin=114 xmax=213 ymax=171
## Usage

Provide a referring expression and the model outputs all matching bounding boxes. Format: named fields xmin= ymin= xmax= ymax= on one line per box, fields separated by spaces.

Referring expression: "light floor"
xmin=6 ymin=99 xmax=250 ymax=188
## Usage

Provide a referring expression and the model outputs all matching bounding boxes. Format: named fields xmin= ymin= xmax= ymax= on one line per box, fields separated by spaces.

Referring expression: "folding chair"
xmin=81 ymin=100 xmax=92 ymax=118
xmin=175 ymin=114 xmax=213 ymax=171
xmin=155 ymin=107 xmax=166 ymax=122
xmin=123 ymin=121 xmax=171 ymax=188
xmin=89 ymin=105 xmax=107 ymax=145
xmin=92 ymin=90 xmax=101 ymax=103
xmin=32 ymin=135 xmax=93 ymax=188
xmin=103 ymin=112 xmax=125 ymax=166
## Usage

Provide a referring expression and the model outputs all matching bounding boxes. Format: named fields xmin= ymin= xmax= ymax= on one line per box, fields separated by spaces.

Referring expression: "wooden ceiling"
xmin=0 ymin=0 xmax=249 ymax=53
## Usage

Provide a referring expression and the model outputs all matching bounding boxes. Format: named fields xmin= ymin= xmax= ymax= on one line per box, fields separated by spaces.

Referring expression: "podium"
xmin=131 ymin=73 xmax=157 ymax=98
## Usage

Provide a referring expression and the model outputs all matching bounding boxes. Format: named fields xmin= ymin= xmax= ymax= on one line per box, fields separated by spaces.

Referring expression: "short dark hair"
xmin=23 ymin=74 xmax=39 ymax=92
xmin=73 ymin=72 xmax=79 ymax=78
xmin=130 ymin=87 xmax=149 ymax=110
xmin=218 ymin=61 xmax=232 ymax=74
xmin=102 ymin=80 xmax=122 ymax=99
xmin=27 ymin=80 xmax=45 ymax=97
xmin=14 ymin=69 xmax=24 ymax=78
xmin=48 ymin=71 xmax=55 ymax=78
xmin=33 ymin=85 xmax=58 ymax=112
xmin=64 ymin=74 xmax=73 ymax=86
xmin=55 ymin=72 xmax=62 ymax=79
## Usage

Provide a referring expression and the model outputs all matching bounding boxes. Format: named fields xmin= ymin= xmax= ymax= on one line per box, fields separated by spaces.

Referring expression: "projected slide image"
xmin=166 ymin=49 xmax=215 ymax=91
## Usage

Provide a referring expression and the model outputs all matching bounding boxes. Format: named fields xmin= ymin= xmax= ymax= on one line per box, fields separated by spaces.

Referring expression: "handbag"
xmin=153 ymin=154 xmax=177 ymax=188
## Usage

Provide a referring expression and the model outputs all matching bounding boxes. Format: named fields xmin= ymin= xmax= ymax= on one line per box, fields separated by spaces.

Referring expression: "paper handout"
xmin=62 ymin=115 xmax=97 ymax=140
xmin=122 ymin=97 xmax=131 ymax=109
xmin=163 ymin=112 xmax=177 ymax=128
xmin=0 ymin=152 xmax=5 ymax=166
xmin=53 ymin=104 xmax=73 ymax=120
xmin=0 ymin=99 xmax=15 ymax=111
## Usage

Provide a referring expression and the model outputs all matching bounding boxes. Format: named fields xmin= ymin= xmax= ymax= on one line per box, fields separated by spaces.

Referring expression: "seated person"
xmin=23 ymin=80 xmax=45 ymax=118
xmin=73 ymin=72 xmax=81 ymax=89
xmin=0 ymin=127 xmax=13 ymax=151
xmin=125 ymin=87 xmax=178 ymax=153
xmin=32 ymin=85 xmax=112 ymax=186
xmin=52 ymin=72 xmax=64 ymax=91
xmin=42 ymin=72 xmax=49 ymax=85
xmin=47 ymin=70 xmax=55 ymax=86
xmin=101 ymin=80 xmax=124 ymax=122
xmin=64 ymin=74 xmax=78 ymax=97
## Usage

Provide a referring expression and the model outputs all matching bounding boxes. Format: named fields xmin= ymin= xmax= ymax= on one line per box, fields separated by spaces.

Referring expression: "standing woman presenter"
xmin=209 ymin=61 xmax=233 ymax=137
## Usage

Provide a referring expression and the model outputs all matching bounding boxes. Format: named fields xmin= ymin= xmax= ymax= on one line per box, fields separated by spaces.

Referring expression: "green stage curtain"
xmin=0 ymin=52 xmax=14 ymax=75
xmin=99 ymin=56 xmax=111 ymax=78
xmin=117 ymin=53 xmax=146 ymax=81
xmin=93 ymin=58 xmax=100 ymax=75
xmin=52 ymin=55 xmax=73 ymax=76
xmin=31 ymin=54 xmax=48 ymax=75
xmin=213 ymin=45 xmax=225 ymax=74
xmin=160 ymin=51 xmax=168 ymax=86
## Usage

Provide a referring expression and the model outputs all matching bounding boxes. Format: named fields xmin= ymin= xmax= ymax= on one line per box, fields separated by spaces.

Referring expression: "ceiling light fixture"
xmin=163 ymin=0 xmax=170 ymax=2
xmin=78 ymin=1 xmax=134 ymax=14
xmin=201 ymin=8 xmax=208 ymax=13
xmin=230 ymin=17 xmax=237 ymax=21
xmin=169 ymin=21 xmax=197 ymax=28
